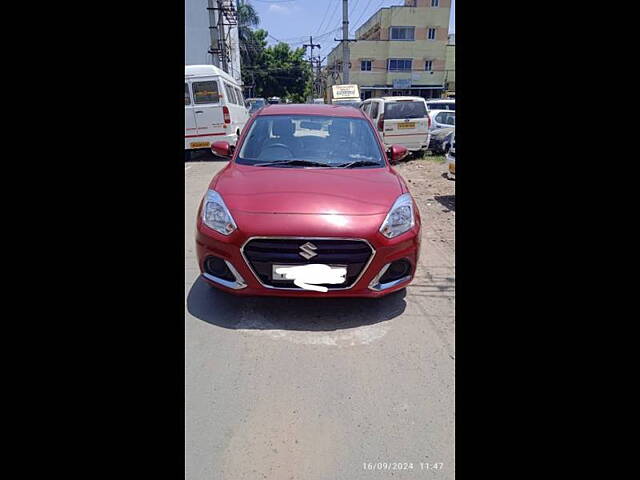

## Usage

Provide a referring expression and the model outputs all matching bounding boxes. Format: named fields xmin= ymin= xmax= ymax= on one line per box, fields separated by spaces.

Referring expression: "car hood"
xmin=213 ymin=164 xmax=403 ymax=215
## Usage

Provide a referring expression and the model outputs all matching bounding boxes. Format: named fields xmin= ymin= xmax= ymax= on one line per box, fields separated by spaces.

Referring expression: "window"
xmin=192 ymin=80 xmax=220 ymax=104
xmin=435 ymin=111 xmax=455 ymax=126
xmin=184 ymin=83 xmax=191 ymax=105
xmin=390 ymin=26 xmax=415 ymax=41
xmin=431 ymin=0 xmax=440 ymax=7
xmin=388 ymin=59 xmax=412 ymax=71
xmin=428 ymin=28 xmax=437 ymax=40
xmin=234 ymin=87 xmax=244 ymax=105
xmin=223 ymin=82 xmax=237 ymax=104
xmin=425 ymin=60 xmax=433 ymax=71
xmin=237 ymin=115 xmax=384 ymax=166
xmin=361 ymin=60 xmax=372 ymax=71
xmin=361 ymin=102 xmax=370 ymax=116
xmin=383 ymin=101 xmax=427 ymax=120
xmin=370 ymin=101 xmax=379 ymax=120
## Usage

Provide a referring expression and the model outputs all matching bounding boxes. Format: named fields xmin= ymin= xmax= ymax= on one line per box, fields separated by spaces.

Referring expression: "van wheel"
xmin=184 ymin=150 xmax=192 ymax=162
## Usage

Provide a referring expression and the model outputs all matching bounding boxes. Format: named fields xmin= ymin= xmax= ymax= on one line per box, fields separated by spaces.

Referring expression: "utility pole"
xmin=207 ymin=0 xmax=221 ymax=67
xmin=207 ymin=0 xmax=238 ymax=75
xmin=217 ymin=0 xmax=228 ymax=73
xmin=334 ymin=0 xmax=357 ymax=84
xmin=303 ymin=36 xmax=321 ymax=100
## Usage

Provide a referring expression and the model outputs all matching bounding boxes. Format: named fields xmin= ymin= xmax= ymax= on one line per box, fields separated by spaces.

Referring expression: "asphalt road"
xmin=185 ymin=152 xmax=455 ymax=479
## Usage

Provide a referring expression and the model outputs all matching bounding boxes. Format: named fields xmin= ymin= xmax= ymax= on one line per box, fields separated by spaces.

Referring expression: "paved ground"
xmin=185 ymin=150 xmax=455 ymax=480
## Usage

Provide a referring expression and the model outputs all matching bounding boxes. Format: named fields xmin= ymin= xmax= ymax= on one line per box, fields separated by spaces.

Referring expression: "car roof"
xmin=378 ymin=96 xmax=426 ymax=102
xmin=185 ymin=64 xmax=238 ymax=84
xmin=255 ymin=104 xmax=365 ymax=118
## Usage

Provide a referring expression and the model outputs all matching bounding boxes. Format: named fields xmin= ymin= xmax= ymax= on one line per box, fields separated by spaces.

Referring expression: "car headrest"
xmin=272 ymin=118 xmax=294 ymax=137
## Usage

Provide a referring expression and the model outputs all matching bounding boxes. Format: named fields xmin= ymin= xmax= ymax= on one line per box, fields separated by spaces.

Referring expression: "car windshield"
xmin=237 ymin=115 xmax=385 ymax=168
xmin=384 ymin=101 xmax=427 ymax=119
xmin=248 ymin=100 xmax=265 ymax=112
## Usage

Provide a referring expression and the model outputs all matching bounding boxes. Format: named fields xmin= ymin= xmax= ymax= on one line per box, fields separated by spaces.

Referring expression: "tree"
xmin=237 ymin=1 xmax=260 ymax=65
xmin=237 ymin=2 xmax=311 ymax=102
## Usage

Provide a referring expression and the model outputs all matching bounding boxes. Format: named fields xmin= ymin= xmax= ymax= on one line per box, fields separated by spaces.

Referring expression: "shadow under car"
xmin=186 ymin=276 xmax=407 ymax=331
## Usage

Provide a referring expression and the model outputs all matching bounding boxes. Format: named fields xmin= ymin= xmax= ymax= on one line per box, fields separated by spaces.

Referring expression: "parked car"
xmin=428 ymin=127 xmax=455 ymax=154
xmin=185 ymin=65 xmax=249 ymax=161
xmin=312 ymin=98 xmax=325 ymax=105
xmin=446 ymin=133 xmax=455 ymax=180
xmin=426 ymin=99 xmax=455 ymax=111
xmin=267 ymin=97 xmax=282 ymax=104
xmin=428 ymin=109 xmax=455 ymax=132
xmin=359 ymin=96 xmax=431 ymax=152
xmin=246 ymin=97 xmax=266 ymax=114
xmin=196 ymin=104 xmax=421 ymax=297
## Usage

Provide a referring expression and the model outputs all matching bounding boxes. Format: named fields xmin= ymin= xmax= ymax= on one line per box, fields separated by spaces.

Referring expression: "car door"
xmin=381 ymin=99 xmax=429 ymax=148
xmin=184 ymin=82 xmax=198 ymax=146
xmin=191 ymin=77 xmax=225 ymax=142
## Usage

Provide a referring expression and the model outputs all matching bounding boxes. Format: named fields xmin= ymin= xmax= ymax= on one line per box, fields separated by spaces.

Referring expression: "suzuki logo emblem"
xmin=299 ymin=242 xmax=318 ymax=260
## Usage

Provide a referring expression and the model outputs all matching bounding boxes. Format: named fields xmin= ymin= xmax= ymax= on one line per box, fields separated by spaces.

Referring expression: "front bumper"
xmin=195 ymin=221 xmax=421 ymax=298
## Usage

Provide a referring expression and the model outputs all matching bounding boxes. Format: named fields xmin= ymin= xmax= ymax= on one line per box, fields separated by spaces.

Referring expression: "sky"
xmin=248 ymin=0 xmax=455 ymax=55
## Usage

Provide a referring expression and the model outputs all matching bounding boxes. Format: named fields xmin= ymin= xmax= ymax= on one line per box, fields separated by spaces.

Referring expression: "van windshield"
xmin=384 ymin=101 xmax=427 ymax=119
xmin=237 ymin=115 xmax=384 ymax=168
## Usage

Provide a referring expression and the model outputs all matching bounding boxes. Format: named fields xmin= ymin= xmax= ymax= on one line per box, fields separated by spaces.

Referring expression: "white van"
xmin=359 ymin=96 xmax=431 ymax=152
xmin=185 ymin=65 xmax=249 ymax=159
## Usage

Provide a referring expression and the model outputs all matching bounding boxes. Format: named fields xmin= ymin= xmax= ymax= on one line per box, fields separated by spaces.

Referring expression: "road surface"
xmin=185 ymin=152 xmax=455 ymax=479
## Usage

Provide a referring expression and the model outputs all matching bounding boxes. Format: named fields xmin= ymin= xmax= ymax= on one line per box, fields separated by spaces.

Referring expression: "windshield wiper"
xmin=335 ymin=160 xmax=382 ymax=168
xmin=255 ymin=159 xmax=331 ymax=168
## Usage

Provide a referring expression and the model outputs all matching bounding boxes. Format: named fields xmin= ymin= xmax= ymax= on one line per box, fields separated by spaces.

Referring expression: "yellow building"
xmin=326 ymin=0 xmax=452 ymax=100
xmin=444 ymin=33 xmax=455 ymax=94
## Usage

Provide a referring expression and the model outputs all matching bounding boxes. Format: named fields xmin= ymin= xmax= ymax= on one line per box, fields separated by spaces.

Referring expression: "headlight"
xmin=202 ymin=189 xmax=237 ymax=235
xmin=379 ymin=193 xmax=415 ymax=239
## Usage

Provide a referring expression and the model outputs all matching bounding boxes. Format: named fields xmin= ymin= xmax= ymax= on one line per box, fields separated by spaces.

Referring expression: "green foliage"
xmin=238 ymin=3 xmax=311 ymax=102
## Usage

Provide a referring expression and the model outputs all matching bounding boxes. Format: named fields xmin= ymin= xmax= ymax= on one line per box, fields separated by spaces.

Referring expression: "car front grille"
xmin=242 ymin=238 xmax=374 ymax=289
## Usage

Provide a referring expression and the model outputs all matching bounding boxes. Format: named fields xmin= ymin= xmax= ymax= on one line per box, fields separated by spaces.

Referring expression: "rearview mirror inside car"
xmin=387 ymin=144 xmax=408 ymax=164
xmin=211 ymin=141 xmax=234 ymax=158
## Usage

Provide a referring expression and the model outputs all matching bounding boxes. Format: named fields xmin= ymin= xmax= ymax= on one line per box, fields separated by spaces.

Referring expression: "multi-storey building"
xmin=326 ymin=0 xmax=452 ymax=100
xmin=185 ymin=0 xmax=242 ymax=83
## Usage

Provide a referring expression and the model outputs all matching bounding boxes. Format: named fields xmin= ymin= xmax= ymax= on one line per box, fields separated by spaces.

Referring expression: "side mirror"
xmin=387 ymin=144 xmax=408 ymax=164
xmin=211 ymin=141 xmax=234 ymax=158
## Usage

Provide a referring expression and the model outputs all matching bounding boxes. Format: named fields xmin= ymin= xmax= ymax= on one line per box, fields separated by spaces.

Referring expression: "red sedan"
xmin=195 ymin=104 xmax=421 ymax=297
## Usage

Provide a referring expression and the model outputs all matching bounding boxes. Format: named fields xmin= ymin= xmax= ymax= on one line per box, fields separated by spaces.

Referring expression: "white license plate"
xmin=272 ymin=264 xmax=347 ymax=284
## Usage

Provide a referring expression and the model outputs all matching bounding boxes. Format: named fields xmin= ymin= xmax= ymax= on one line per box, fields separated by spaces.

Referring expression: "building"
xmin=444 ymin=33 xmax=455 ymax=93
xmin=325 ymin=0 xmax=452 ymax=100
xmin=185 ymin=0 xmax=242 ymax=83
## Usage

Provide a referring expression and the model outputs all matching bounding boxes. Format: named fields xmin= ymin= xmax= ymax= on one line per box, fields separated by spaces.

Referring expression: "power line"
xmin=315 ymin=0 xmax=336 ymax=35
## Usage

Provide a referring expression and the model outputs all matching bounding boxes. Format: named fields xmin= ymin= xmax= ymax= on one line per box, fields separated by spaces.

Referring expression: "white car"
xmin=185 ymin=65 xmax=249 ymax=160
xmin=426 ymin=99 xmax=455 ymax=111
xmin=359 ymin=96 xmax=431 ymax=152
xmin=446 ymin=133 xmax=455 ymax=180
xmin=429 ymin=109 xmax=456 ymax=133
